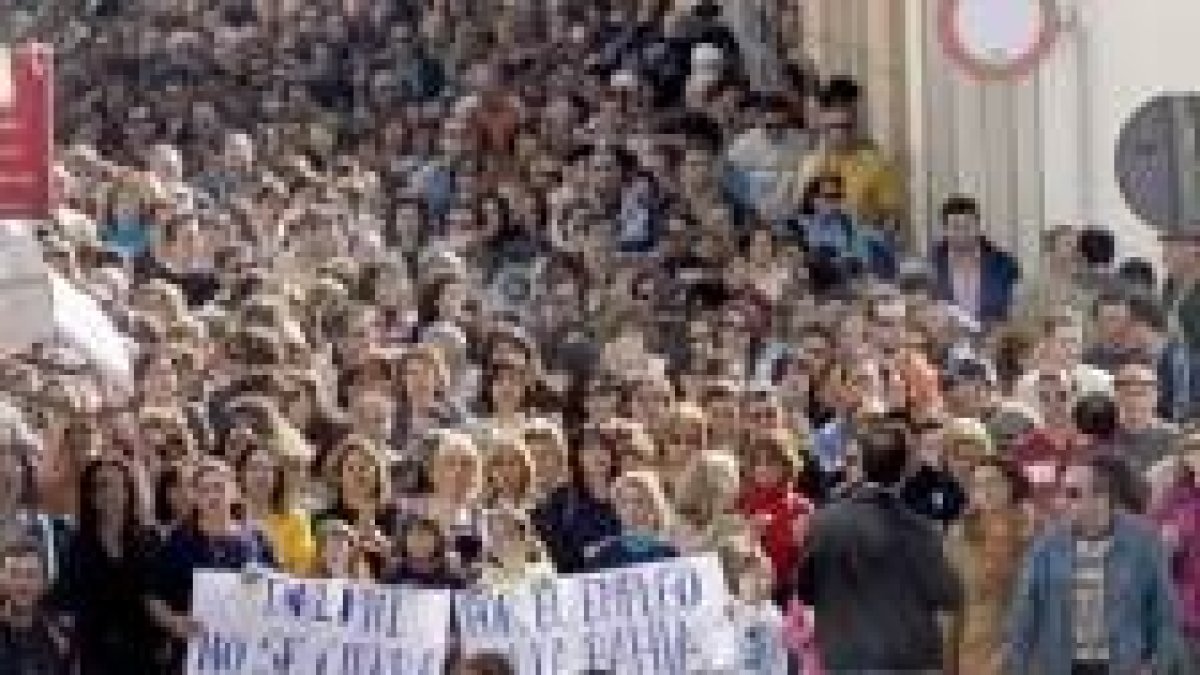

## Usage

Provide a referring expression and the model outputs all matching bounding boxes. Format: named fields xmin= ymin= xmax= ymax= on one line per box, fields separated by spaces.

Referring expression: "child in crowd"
xmin=478 ymin=508 xmax=554 ymax=589
xmin=383 ymin=516 xmax=466 ymax=589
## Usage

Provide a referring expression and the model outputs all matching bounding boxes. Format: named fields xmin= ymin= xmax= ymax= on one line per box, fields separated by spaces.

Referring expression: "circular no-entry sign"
xmin=938 ymin=0 xmax=1060 ymax=81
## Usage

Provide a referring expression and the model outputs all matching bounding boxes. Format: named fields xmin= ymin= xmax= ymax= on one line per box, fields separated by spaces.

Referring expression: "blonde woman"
xmin=658 ymin=402 xmax=708 ymax=499
xmin=422 ymin=429 xmax=487 ymax=572
xmin=393 ymin=345 xmax=465 ymax=495
xmin=584 ymin=470 xmax=679 ymax=570
xmin=942 ymin=417 xmax=996 ymax=483
xmin=673 ymin=452 xmax=750 ymax=554
xmin=479 ymin=428 xmax=538 ymax=511
xmin=479 ymin=507 xmax=554 ymax=590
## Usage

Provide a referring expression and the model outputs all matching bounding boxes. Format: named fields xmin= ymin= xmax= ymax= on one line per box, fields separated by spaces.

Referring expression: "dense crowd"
xmin=3 ymin=1 xmax=1200 ymax=674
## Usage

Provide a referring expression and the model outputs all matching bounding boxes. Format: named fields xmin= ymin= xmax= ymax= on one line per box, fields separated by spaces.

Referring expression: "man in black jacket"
xmin=796 ymin=422 xmax=962 ymax=673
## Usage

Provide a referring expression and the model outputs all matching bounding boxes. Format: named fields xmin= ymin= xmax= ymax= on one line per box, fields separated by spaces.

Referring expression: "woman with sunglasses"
xmin=1005 ymin=456 xmax=1183 ymax=675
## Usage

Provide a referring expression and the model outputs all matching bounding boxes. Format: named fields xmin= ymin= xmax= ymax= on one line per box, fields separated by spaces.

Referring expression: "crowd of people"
xmin=3 ymin=0 xmax=1200 ymax=673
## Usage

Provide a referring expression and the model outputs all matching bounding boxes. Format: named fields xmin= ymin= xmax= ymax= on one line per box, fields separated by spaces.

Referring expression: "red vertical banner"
xmin=0 ymin=43 xmax=53 ymax=221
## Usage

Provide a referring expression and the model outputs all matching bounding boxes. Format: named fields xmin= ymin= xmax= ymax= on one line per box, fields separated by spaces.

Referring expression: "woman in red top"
xmin=736 ymin=427 xmax=814 ymax=593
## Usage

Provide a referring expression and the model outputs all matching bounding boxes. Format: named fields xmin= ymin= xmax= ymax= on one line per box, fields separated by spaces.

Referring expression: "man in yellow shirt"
xmin=779 ymin=78 xmax=905 ymax=245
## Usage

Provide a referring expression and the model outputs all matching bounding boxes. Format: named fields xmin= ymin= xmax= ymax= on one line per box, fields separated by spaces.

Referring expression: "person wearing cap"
xmin=931 ymin=195 xmax=1020 ymax=325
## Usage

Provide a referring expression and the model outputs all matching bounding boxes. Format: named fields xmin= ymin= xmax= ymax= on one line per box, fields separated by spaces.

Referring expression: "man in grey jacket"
xmin=796 ymin=420 xmax=963 ymax=674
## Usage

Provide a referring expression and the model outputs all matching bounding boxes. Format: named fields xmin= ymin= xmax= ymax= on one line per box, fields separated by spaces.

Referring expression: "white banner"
xmin=0 ymin=221 xmax=52 ymax=352
xmin=186 ymin=571 xmax=452 ymax=675
xmin=456 ymin=555 xmax=736 ymax=675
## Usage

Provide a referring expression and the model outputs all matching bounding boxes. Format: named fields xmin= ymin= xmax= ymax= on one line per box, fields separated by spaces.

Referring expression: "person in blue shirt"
xmin=796 ymin=174 xmax=895 ymax=281
xmin=583 ymin=470 xmax=679 ymax=571
xmin=100 ymin=188 xmax=153 ymax=260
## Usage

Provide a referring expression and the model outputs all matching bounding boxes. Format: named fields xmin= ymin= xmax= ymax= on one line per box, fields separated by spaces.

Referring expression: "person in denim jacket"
xmin=1005 ymin=457 xmax=1184 ymax=675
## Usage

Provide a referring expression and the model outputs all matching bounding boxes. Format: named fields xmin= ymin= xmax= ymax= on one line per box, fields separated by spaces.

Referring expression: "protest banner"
xmin=456 ymin=555 xmax=736 ymax=675
xmin=0 ymin=43 xmax=53 ymax=221
xmin=186 ymin=571 xmax=452 ymax=675
xmin=729 ymin=605 xmax=790 ymax=675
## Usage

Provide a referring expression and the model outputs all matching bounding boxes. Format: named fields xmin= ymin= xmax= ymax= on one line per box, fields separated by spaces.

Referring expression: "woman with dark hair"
xmin=314 ymin=435 xmax=397 ymax=578
xmin=53 ymin=459 xmax=162 ymax=675
xmin=946 ymin=456 xmax=1032 ymax=675
xmin=235 ymin=434 xmax=315 ymax=576
xmin=531 ymin=422 xmax=622 ymax=574
xmin=147 ymin=459 xmax=274 ymax=668
xmin=153 ymin=461 xmax=193 ymax=537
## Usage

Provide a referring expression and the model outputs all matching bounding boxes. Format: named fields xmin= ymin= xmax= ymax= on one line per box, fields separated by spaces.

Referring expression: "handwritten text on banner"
xmin=456 ymin=555 xmax=736 ymax=675
xmin=186 ymin=571 xmax=451 ymax=675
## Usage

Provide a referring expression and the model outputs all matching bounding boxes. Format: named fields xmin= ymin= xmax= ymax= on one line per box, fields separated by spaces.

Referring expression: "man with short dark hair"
xmin=796 ymin=422 xmax=962 ymax=674
xmin=931 ymin=195 xmax=1020 ymax=324
xmin=1111 ymin=360 xmax=1178 ymax=475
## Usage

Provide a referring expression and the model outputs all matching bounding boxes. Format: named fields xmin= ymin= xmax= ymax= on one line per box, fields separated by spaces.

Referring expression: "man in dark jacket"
xmin=796 ymin=421 xmax=962 ymax=673
xmin=931 ymin=195 xmax=1020 ymax=325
